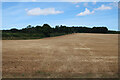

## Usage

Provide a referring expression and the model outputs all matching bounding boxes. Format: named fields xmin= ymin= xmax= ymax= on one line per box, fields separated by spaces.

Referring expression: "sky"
xmin=2 ymin=2 xmax=118 ymax=30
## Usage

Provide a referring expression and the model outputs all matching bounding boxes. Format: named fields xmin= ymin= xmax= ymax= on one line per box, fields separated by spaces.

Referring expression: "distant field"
xmin=2 ymin=33 xmax=118 ymax=78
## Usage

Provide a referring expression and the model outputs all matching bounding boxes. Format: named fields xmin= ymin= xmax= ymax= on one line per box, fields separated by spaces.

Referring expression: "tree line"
xmin=2 ymin=24 xmax=116 ymax=40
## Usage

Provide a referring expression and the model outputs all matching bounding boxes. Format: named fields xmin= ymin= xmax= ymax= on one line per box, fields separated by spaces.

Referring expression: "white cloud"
xmin=76 ymin=5 xmax=80 ymax=7
xmin=109 ymin=2 xmax=118 ymax=7
xmin=25 ymin=8 xmax=28 ymax=11
xmin=72 ymin=2 xmax=79 ymax=4
xmin=92 ymin=1 xmax=96 ymax=5
xmin=76 ymin=4 xmax=112 ymax=16
xmin=32 ymin=0 xmax=37 ymax=2
xmin=25 ymin=8 xmax=64 ymax=16
xmin=83 ymin=2 xmax=88 ymax=7
xmin=94 ymin=5 xmax=112 ymax=10
xmin=77 ymin=8 xmax=94 ymax=16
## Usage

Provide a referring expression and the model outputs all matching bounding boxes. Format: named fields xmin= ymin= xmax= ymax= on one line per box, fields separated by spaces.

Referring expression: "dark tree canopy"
xmin=2 ymin=24 xmax=113 ymax=40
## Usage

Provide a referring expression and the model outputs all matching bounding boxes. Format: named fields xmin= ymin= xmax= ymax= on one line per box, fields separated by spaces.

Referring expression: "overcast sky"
xmin=2 ymin=2 xmax=118 ymax=30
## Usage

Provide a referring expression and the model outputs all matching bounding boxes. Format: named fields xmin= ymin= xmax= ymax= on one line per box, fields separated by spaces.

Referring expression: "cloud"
xmin=76 ymin=5 xmax=112 ymax=16
xmin=94 ymin=5 xmax=112 ymax=10
xmin=25 ymin=8 xmax=64 ymax=16
xmin=83 ymin=2 xmax=88 ymax=7
xmin=25 ymin=8 xmax=28 ymax=11
xmin=76 ymin=5 xmax=80 ymax=7
xmin=72 ymin=2 xmax=79 ymax=4
xmin=76 ymin=4 xmax=112 ymax=16
xmin=92 ymin=1 xmax=96 ymax=5
xmin=77 ymin=8 xmax=94 ymax=16
xmin=109 ymin=2 xmax=118 ymax=7
xmin=32 ymin=0 xmax=37 ymax=2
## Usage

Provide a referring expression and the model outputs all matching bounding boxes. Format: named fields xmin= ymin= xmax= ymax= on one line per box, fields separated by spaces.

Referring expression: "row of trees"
xmin=3 ymin=24 xmax=108 ymax=37
xmin=2 ymin=24 xmax=110 ymax=39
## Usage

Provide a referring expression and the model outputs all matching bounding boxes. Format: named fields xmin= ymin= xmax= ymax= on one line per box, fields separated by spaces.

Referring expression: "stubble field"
xmin=2 ymin=33 xmax=118 ymax=78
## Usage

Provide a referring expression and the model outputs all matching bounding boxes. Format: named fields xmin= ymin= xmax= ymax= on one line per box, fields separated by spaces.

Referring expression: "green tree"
xmin=42 ymin=24 xmax=52 ymax=37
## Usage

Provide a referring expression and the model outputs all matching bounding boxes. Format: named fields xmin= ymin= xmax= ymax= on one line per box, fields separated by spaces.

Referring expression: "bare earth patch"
xmin=2 ymin=33 xmax=118 ymax=78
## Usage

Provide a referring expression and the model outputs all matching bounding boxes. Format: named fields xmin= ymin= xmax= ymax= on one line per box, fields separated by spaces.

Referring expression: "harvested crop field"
xmin=2 ymin=33 xmax=118 ymax=78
